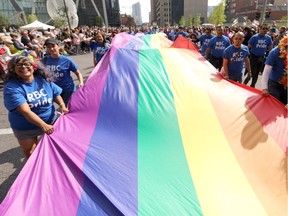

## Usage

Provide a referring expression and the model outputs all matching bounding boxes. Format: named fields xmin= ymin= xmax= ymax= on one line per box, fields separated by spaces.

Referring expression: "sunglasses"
xmin=234 ymin=37 xmax=242 ymax=40
xmin=262 ymin=28 xmax=269 ymax=30
xmin=15 ymin=63 xmax=32 ymax=68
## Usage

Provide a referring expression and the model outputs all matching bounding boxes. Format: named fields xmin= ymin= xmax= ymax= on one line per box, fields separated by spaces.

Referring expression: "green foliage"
xmin=278 ymin=16 xmax=287 ymax=27
xmin=95 ymin=16 xmax=104 ymax=27
xmin=186 ymin=15 xmax=193 ymax=27
xmin=52 ymin=6 xmax=68 ymax=28
xmin=27 ymin=14 xmax=38 ymax=23
xmin=208 ymin=1 xmax=226 ymax=25
xmin=179 ymin=16 xmax=186 ymax=26
xmin=193 ymin=14 xmax=201 ymax=27
xmin=52 ymin=17 xmax=66 ymax=28
xmin=0 ymin=13 xmax=10 ymax=27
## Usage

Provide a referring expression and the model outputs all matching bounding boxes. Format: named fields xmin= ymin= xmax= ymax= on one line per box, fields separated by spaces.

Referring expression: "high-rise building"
xmin=155 ymin=0 xmax=171 ymax=26
xmin=0 ymin=0 xmax=49 ymax=25
xmin=225 ymin=0 xmax=287 ymax=24
xmin=150 ymin=0 xmax=157 ymax=24
xmin=183 ymin=0 xmax=208 ymax=24
xmin=132 ymin=2 xmax=142 ymax=25
xmin=75 ymin=0 xmax=121 ymax=26
xmin=171 ymin=0 xmax=184 ymax=25
xmin=151 ymin=0 xmax=208 ymax=27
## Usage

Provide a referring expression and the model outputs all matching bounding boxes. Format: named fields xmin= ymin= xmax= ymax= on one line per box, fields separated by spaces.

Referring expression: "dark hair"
xmin=243 ymin=27 xmax=251 ymax=33
xmin=4 ymin=56 xmax=54 ymax=83
xmin=94 ymin=32 xmax=106 ymax=45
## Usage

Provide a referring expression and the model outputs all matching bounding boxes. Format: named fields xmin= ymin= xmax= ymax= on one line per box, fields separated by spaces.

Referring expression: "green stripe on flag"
xmin=138 ymin=48 xmax=202 ymax=215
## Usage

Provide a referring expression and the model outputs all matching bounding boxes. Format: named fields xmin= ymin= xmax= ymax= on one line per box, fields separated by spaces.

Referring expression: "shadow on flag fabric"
xmin=0 ymin=33 xmax=287 ymax=216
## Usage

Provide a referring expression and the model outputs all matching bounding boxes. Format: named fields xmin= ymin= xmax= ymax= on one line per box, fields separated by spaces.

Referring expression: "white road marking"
xmin=0 ymin=128 xmax=13 ymax=135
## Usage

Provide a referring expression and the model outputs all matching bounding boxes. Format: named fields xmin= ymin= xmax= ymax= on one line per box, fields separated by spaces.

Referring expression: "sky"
xmin=119 ymin=0 xmax=222 ymax=23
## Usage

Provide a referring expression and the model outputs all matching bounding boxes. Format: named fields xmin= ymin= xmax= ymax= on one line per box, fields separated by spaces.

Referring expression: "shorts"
xmin=12 ymin=116 xmax=58 ymax=140
xmin=12 ymin=128 xmax=44 ymax=140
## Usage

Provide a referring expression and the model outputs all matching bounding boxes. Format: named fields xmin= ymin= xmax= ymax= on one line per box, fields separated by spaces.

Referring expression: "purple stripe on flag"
xmin=76 ymin=46 xmax=140 ymax=215
xmin=0 ymin=45 xmax=119 ymax=216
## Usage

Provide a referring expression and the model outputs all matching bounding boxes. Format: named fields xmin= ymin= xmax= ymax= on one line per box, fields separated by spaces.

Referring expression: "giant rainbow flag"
xmin=0 ymin=33 xmax=287 ymax=216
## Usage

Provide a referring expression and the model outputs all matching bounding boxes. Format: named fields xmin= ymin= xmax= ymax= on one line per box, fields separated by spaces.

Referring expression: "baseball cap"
xmin=44 ymin=38 xmax=58 ymax=45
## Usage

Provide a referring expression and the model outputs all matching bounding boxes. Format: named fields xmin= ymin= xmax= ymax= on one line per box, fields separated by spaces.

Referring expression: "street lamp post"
xmin=259 ymin=0 xmax=269 ymax=26
xmin=167 ymin=0 xmax=170 ymax=26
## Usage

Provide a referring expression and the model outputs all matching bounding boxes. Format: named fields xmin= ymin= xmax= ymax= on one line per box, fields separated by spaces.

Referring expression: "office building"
xmin=132 ymin=2 xmax=142 ymax=25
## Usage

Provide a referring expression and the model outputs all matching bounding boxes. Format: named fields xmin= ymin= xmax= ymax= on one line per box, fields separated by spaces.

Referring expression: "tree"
xmin=52 ymin=17 xmax=66 ymax=28
xmin=193 ymin=14 xmax=201 ymax=27
xmin=52 ymin=6 xmax=68 ymax=28
xmin=95 ymin=16 xmax=104 ymax=27
xmin=186 ymin=15 xmax=193 ymax=27
xmin=27 ymin=14 xmax=38 ymax=23
xmin=0 ymin=13 xmax=10 ymax=28
xmin=278 ymin=16 xmax=287 ymax=27
xmin=208 ymin=1 xmax=226 ymax=25
xmin=179 ymin=16 xmax=185 ymax=26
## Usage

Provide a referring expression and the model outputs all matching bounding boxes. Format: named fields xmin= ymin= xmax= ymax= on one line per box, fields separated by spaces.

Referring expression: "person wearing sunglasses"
xmin=3 ymin=56 xmax=69 ymax=158
xmin=222 ymin=32 xmax=251 ymax=83
xmin=205 ymin=25 xmax=231 ymax=71
xmin=243 ymin=23 xmax=273 ymax=87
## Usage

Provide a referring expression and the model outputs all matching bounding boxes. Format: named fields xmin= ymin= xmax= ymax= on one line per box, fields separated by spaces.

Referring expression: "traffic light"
xmin=265 ymin=12 xmax=271 ymax=18
xmin=255 ymin=12 xmax=261 ymax=19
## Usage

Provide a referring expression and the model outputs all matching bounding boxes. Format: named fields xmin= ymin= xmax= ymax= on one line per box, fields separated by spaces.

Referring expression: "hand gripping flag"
xmin=0 ymin=33 xmax=287 ymax=216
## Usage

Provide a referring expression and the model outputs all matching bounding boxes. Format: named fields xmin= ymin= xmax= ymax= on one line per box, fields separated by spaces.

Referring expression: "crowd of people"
xmin=0 ymin=22 xmax=287 ymax=158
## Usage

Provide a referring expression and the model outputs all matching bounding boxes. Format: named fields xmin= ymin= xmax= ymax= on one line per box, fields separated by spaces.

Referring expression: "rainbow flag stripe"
xmin=0 ymin=33 xmax=287 ymax=216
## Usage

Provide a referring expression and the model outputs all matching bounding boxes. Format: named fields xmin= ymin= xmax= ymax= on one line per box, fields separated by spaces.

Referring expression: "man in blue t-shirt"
xmin=175 ymin=26 xmax=189 ymax=40
xmin=205 ymin=25 xmax=231 ymax=70
xmin=43 ymin=38 xmax=84 ymax=106
xmin=222 ymin=32 xmax=251 ymax=83
xmin=243 ymin=23 xmax=273 ymax=87
xmin=198 ymin=28 xmax=215 ymax=57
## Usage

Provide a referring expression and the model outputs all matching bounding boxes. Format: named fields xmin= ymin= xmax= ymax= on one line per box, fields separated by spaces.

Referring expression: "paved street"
xmin=0 ymin=51 xmax=262 ymax=204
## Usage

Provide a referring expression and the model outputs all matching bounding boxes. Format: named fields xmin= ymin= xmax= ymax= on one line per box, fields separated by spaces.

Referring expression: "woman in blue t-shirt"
xmin=3 ymin=56 xmax=69 ymax=158
xmin=90 ymin=32 xmax=110 ymax=67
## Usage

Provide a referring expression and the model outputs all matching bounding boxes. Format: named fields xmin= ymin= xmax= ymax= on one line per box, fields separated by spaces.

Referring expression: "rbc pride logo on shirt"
xmin=27 ymin=88 xmax=53 ymax=108
xmin=46 ymin=65 xmax=64 ymax=79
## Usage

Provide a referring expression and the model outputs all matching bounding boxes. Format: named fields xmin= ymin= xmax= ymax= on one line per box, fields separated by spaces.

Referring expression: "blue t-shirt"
xmin=265 ymin=47 xmax=285 ymax=83
xmin=42 ymin=55 xmax=78 ymax=93
xmin=176 ymin=31 xmax=189 ymax=39
xmin=90 ymin=41 xmax=110 ymax=63
xmin=207 ymin=35 xmax=231 ymax=58
xmin=198 ymin=34 xmax=215 ymax=56
xmin=248 ymin=33 xmax=272 ymax=57
xmin=223 ymin=45 xmax=250 ymax=76
xmin=167 ymin=30 xmax=176 ymax=41
xmin=4 ymin=75 xmax=62 ymax=130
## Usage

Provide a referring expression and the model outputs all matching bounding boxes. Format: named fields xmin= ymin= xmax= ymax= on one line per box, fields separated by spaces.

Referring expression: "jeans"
xmin=209 ymin=55 xmax=223 ymax=70
xmin=244 ymin=54 xmax=264 ymax=87
xmin=268 ymin=79 xmax=287 ymax=105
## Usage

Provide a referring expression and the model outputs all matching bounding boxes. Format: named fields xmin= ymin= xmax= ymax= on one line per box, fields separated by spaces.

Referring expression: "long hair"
xmin=93 ymin=32 xmax=106 ymax=46
xmin=3 ymin=56 xmax=54 ymax=83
